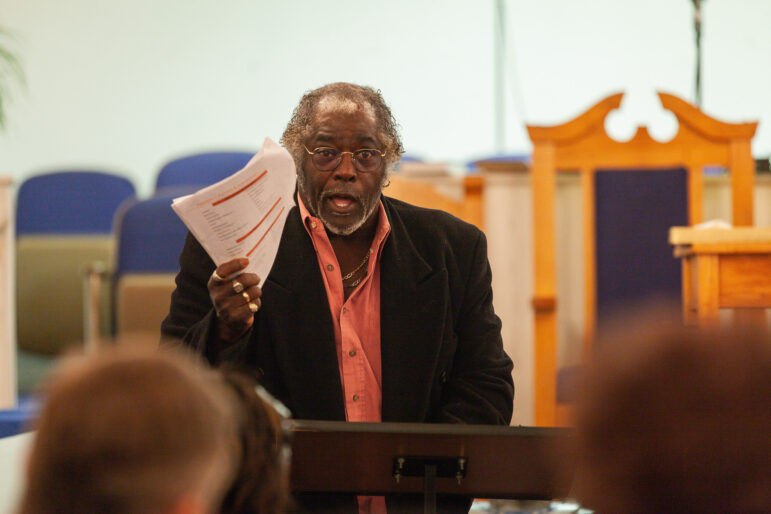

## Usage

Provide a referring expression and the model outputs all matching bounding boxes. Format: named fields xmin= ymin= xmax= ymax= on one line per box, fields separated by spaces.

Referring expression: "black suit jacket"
xmin=162 ymin=196 xmax=514 ymax=512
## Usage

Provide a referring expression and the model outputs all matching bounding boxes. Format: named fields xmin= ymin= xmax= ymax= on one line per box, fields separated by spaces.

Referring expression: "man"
xmin=18 ymin=342 xmax=239 ymax=514
xmin=162 ymin=82 xmax=514 ymax=512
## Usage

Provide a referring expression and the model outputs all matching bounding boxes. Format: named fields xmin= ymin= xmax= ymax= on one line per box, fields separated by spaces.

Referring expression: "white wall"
xmin=0 ymin=0 xmax=499 ymax=195
xmin=502 ymin=0 xmax=771 ymax=147
xmin=0 ymin=0 xmax=769 ymax=195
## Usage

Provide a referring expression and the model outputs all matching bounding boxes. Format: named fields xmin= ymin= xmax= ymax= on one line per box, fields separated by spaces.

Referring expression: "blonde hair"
xmin=20 ymin=341 xmax=239 ymax=514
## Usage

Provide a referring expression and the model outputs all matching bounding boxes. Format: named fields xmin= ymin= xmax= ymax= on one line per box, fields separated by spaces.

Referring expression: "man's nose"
xmin=332 ymin=152 xmax=357 ymax=179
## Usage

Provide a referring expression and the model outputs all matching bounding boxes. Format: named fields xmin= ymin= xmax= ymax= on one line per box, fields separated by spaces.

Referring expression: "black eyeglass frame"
xmin=303 ymin=144 xmax=386 ymax=173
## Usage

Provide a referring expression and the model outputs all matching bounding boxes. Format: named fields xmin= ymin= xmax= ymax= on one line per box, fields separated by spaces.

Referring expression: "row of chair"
xmin=15 ymin=152 xmax=257 ymax=359
xmin=14 ymin=148 xmax=455 ymax=359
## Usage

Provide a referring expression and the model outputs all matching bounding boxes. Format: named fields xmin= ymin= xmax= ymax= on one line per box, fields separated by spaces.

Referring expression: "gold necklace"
xmin=341 ymin=252 xmax=370 ymax=281
xmin=343 ymin=273 xmax=366 ymax=289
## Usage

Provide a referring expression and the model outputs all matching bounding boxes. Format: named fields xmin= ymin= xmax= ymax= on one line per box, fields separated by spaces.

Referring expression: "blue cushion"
xmin=465 ymin=153 xmax=530 ymax=171
xmin=155 ymin=151 xmax=254 ymax=191
xmin=16 ymin=171 xmax=135 ymax=235
xmin=115 ymin=191 xmax=194 ymax=275
xmin=0 ymin=396 xmax=40 ymax=438
xmin=595 ymin=168 xmax=687 ymax=327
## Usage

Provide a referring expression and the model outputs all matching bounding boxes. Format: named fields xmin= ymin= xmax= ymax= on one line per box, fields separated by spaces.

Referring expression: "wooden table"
xmin=669 ymin=227 xmax=771 ymax=326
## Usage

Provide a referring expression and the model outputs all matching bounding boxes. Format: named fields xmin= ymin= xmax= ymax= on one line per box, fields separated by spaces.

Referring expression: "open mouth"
xmin=324 ymin=193 xmax=358 ymax=215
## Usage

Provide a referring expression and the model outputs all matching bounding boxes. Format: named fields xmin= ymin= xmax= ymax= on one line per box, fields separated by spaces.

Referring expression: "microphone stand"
xmin=692 ymin=0 xmax=704 ymax=107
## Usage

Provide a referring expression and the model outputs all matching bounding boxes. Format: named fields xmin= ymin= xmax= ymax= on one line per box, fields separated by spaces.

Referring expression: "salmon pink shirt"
xmin=298 ymin=194 xmax=390 ymax=514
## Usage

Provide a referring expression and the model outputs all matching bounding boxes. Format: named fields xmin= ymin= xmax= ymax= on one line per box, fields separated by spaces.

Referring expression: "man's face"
xmin=298 ymin=108 xmax=386 ymax=236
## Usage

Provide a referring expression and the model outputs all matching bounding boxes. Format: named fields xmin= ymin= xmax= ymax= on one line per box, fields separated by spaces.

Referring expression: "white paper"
xmin=171 ymin=137 xmax=297 ymax=285
xmin=694 ymin=219 xmax=732 ymax=230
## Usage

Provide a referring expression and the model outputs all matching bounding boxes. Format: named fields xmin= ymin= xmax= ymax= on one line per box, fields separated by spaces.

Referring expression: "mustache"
xmin=319 ymin=188 xmax=362 ymax=203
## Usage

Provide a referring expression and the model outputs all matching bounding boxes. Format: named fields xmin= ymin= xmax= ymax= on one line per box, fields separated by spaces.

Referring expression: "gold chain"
xmin=344 ymin=273 xmax=366 ymax=289
xmin=341 ymin=252 xmax=370 ymax=281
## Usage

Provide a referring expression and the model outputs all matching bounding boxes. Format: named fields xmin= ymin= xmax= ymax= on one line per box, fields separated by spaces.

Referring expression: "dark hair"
xmin=575 ymin=316 xmax=771 ymax=513
xmin=19 ymin=342 xmax=238 ymax=514
xmin=219 ymin=368 xmax=291 ymax=514
xmin=280 ymin=82 xmax=404 ymax=171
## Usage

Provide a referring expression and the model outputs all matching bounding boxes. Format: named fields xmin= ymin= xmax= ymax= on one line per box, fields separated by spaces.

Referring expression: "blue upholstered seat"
xmin=155 ymin=151 xmax=254 ymax=191
xmin=0 ymin=396 xmax=40 ymax=438
xmin=111 ymin=190 xmax=194 ymax=335
xmin=465 ymin=153 xmax=530 ymax=173
xmin=16 ymin=170 xmax=135 ymax=236
xmin=15 ymin=171 xmax=136 ymax=355
xmin=115 ymin=190 xmax=192 ymax=276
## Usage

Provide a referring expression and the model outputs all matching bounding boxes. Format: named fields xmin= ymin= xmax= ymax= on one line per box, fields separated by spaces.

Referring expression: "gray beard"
xmin=297 ymin=172 xmax=383 ymax=236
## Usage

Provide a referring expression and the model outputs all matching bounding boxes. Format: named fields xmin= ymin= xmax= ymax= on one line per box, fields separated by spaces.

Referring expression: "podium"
xmin=289 ymin=420 xmax=575 ymax=513
xmin=670 ymin=226 xmax=771 ymax=326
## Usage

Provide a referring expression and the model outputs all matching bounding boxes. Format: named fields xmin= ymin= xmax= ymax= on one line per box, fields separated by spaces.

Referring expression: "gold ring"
xmin=248 ymin=302 xmax=259 ymax=313
xmin=232 ymin=281 xmax=244 ymax=294
xmin=242 ymin=291 xmax=250 ymax=303
xmin=212 ymin=270 xmax=225 ymax=282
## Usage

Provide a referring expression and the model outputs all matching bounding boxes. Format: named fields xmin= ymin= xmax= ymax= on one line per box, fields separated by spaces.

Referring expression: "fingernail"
xmin=239 ymin=258 xmax=249 ymax=267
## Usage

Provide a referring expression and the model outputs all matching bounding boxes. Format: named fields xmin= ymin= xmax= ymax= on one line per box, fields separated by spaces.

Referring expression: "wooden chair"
xmin=526 ymin=91 xmax=757 ymax=426
xmin=386 ymin=174 xmax=484 ymax=230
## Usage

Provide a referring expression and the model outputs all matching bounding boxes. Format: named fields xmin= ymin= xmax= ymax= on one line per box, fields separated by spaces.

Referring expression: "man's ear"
xmin=167 ymin=492 xmax=206 ymax=514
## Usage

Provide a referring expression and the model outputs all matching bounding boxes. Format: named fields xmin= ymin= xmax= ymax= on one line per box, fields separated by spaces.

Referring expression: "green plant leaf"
xmin=0 ymin=27 xmax=26 ymax=130
xmin=0 ymin=47 xmax=25 ymax=84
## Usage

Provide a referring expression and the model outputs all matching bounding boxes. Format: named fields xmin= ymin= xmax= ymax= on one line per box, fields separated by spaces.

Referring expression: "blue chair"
xmin=17 ymin=170 xmax=135 ymax=236
xmin=0 ymin=396 xmax=40 ymax=438
xmin=399 ymin=154 xmax=424 ymax=163
xmin=109 ymin=190 xmax=194 ymax=336
xmin=465 ymin=153 xmax=530 ymax=172
xmin=155 ymin=151 xmax=255 ymax=191
xmin=15 ymin=171 xmax=136 ymax=355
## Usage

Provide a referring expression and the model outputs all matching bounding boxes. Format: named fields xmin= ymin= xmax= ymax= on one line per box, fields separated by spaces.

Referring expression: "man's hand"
xmin=208 ymin=258 xmax=262 ymax=344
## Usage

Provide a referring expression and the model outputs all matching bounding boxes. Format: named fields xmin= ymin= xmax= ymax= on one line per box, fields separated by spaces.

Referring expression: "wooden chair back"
xmin=526 ymin=91 xmax=757 ymax=426
xmin=386 ymin=175 xmax=484 ymax=230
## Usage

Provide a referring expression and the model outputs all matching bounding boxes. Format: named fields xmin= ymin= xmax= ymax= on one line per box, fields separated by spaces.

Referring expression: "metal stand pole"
xmin=423 ymin=463 xmax=437 ymax=514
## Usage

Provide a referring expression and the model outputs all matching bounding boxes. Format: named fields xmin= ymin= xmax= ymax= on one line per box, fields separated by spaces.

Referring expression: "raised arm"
xmin=161 ymin=232 xmax=260 ymax=364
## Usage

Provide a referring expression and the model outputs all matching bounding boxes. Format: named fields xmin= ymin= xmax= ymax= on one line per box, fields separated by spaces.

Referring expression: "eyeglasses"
xmin=303 ymin=145 xmax=385 ymax=173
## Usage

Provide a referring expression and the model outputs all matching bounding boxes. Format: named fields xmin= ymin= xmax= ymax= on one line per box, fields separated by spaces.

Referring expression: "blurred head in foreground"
xmin=19 ymin=341 xmax=239 ymax=514
xmin=218 ymin=367 xmax=292 ymax=514
xmin=575 ymin=312 xmax=771 ymax=513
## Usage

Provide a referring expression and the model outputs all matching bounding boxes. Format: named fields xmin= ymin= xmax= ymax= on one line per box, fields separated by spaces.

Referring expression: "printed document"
xmin=172 ymin=137 xmax=297 ymax=285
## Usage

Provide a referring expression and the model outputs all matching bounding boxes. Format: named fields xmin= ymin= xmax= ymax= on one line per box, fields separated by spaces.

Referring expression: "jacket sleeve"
xmin=437 ymin=230 xmax=514 ymax=425
xmin=160 ymin=232 xmax=252 ymax=364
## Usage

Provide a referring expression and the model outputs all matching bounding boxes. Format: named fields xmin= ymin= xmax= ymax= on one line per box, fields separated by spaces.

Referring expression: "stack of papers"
xmin=171 ymin=137 xmax=297 ymax=285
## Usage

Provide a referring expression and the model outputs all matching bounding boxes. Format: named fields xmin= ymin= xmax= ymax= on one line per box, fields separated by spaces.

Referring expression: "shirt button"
xmin=310 ymin=221 xmax=317 ymax=229
xmin=353 ymin=394 xmax=359 ymax=402
xmin=349 ymin=350 xmax=356 ymax=357
xmin=342 ymin=307 xmax=347 ymax=314
xmin=327 ymin=264 xmax=334 ymax=271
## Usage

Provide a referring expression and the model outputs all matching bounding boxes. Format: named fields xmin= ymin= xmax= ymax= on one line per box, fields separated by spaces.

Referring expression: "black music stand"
xmin=289 ymin=420 xmax=575 ymax=514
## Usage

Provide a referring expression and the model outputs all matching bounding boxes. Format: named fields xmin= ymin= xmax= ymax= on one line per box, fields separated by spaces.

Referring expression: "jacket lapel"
xmin=380 ymin=198 xmax=449 ymax=422
xmin=264 ymin=207 xmax=346 ymax=420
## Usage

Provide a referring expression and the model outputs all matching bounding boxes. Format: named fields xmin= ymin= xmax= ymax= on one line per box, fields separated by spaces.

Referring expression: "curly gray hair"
xmin=280 ymin=82 xmax=404 ymax=173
